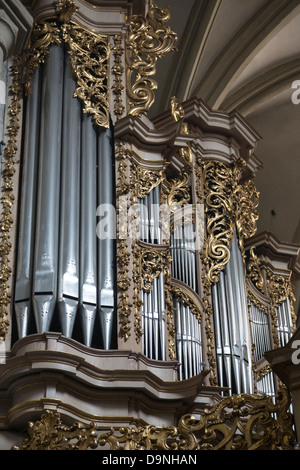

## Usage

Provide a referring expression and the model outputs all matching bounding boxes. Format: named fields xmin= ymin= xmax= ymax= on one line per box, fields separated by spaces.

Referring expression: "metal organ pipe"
xmin=13 ymin=46 xmax=117 ymax=349
xmin=57 ymin=54 xmax=81 ymax=339
xmin=211 ymin=232 xmax=253 ymax=394
xmin=32 ymin=45 xmax=64 ymax=334
xmin=97 ymin=127 xmax=115 ymax=350
xmin=14 ymin=68 xmax=41 ymax=338
xmin=79 ymin=114 xmax=98 ymax=347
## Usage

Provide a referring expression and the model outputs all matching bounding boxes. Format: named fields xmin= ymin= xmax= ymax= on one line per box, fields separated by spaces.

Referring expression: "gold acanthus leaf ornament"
xmin=13 ymin=388 xmax=295 ymax=450
xmin=202 ymin=161 xmax=239 ymax=285
xmin=126 ymin=4 xmax=177 ymax=116
xmin=62 ymin=22 xmax=110 ymax=129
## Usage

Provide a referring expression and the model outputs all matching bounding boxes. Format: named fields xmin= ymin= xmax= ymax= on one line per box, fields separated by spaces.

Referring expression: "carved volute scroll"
xmin=126 ymin=4 xmax=177 ymax=117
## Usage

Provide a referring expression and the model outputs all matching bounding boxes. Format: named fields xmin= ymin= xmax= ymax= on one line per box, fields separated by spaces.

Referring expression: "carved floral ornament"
xmin=12 ymin=387 xmax=295 ymax=450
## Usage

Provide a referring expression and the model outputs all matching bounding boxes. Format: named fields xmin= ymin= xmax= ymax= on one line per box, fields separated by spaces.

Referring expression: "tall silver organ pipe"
xmin=13 ymin=45 xmax=116 ymax=349
xmin=212 ymin=231 xmax=253 ymax=394
xmin=32 ymin=45 xmax=64 ymax=334
xmin=57 ymin=54 xmax=81 ymax=339
xmin=79 ymin=114 xmax=97 ymax=347
xmin=97 ymin=127 xmax=115 ymax=350
xmin=14 ymin=68 xmax=41 ymax=338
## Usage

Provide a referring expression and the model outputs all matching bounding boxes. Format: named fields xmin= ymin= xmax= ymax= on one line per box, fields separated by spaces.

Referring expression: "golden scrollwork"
xmin=116 ymin=143 xmax=132 ymax=341
xmin=139 ymin=247 xmax=172 ymax=292
xmin=0 ymin=57 xmax=24 ymax=340
xmin=13 ymin=388 xmax=295 ymax=450
xmin=126 ymin=4 xmax=177 ymax=116
xmin=23 ymin=21 xmax=62 ymax=95
xmin=235 ymin=178 xmax=259 ymax=253
xmin=134 ymin=165 xmax=164 ymax=199
xmin=23 ymin=1 xmax=110 ymax=128
xmin=12 ymin=410 xmax=98 ymax=450
xmin=247 ymin=246 xmax=264 ymax=293
xmin=62 ymin=22 xmax=110 ymax=128
xmin=201 ymin=254 xmax=217 ymax=386
xmin=266 ymin=269 xmax=294 ymax=308
xmin=112 ymin=34 xmax=125 ymax=121
xmin=202 ymin=161 xmax=239 ymax=285
xmin=164 ymin=172 xmax=191 ymax=213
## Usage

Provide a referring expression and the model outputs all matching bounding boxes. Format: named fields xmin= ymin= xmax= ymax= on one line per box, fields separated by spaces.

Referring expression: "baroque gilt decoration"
xmin=23 ymin=0 xmax=110 ymax=128
xmin=0 ymin=57 xmax=23 ymax=340
xmin=116 ymin=143 xmax=132 ymax=341
xmin=202 ymin=160 xmax=239 ymax=285
xmin=0 ymin=0 xmax=112 ymax=342
xmin=112 ymin=34 xmax=125 ymax=121
xmin=13 ymin=387 xmax=295 ymax=450
xmin=126 ymin=4 xmax=177 ymax=116
xmin=61 ymin=21 xmax=110 ymax=128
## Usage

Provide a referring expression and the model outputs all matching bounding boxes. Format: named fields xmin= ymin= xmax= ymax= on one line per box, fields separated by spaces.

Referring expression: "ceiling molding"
xmin=158 ymin=0 xmax=222 ymax=113
xmin=220 ymin=58 xmax=300 ymax=116
xmin=193 ymin=0 xmax=300 ymax=109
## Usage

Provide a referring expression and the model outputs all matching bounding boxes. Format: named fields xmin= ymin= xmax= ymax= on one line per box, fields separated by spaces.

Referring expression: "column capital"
xmin=0 ymin=0 xmax=33 ymax=61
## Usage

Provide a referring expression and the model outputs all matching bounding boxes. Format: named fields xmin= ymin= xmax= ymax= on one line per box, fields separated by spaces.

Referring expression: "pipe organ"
xmin=0 ymin=0 xmax=299 ymax=447
xmin=14 ymin=42 xmax=116 ymax=350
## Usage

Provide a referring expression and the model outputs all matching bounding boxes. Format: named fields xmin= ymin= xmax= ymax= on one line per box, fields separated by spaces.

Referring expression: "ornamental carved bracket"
xmin=13 ymin=387 xmax=295 ymax=450
xmin=126 ymin=4 xmax=177 ymax=117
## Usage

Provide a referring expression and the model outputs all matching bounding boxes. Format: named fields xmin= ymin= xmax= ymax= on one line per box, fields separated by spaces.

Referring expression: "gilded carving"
xmin=235 ymin=179 xmax=259 ymax=253
xmin=12 ymin=410 xmax=98 ymax=450
xmin=23 ymin=1 xmax=110 ymax=129
xmin=202 ymin=161 xmax=238 ymax=285
xmin=134 ymin=166 xmax=164 ymax=199
xmin=126 ymin=4 xmax=177 ymax=116
xmin=0 ymin=56 xmax=24 ymax=340
xmin=164 ymin=172 xmax=191 ymax=213
xmin=112 ymin=34 xmax=125 ymax=120
xmin=170 ymin=96 xmax=184 ymax=122
xmin=246 ymin=246 xmax=264 ymax=293
xmin=116 ymin=143 xmax=132 ymax=341
xmin=201 ymin=254 xmax=217 ymax=385
xmin=62 ymin=22 xmax=110 ymax=128
xmin=13 ymin=388 xmax=295 ymax=450
xmin=23 ymin=21 xmax=62 ymax=95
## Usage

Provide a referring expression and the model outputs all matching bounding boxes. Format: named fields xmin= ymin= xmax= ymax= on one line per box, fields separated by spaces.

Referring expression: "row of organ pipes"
xmin=12 ymin=46 xmax=297 ymax=397
xmin=14 ymin=46 xmax=115 ymax=349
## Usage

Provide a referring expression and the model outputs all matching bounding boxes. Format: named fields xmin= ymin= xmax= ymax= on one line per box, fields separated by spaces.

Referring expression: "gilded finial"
xmin=56 ymin=0 xmax=79 ymax=23
xmin=170 ymin=96 xmax=184 ymax=122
